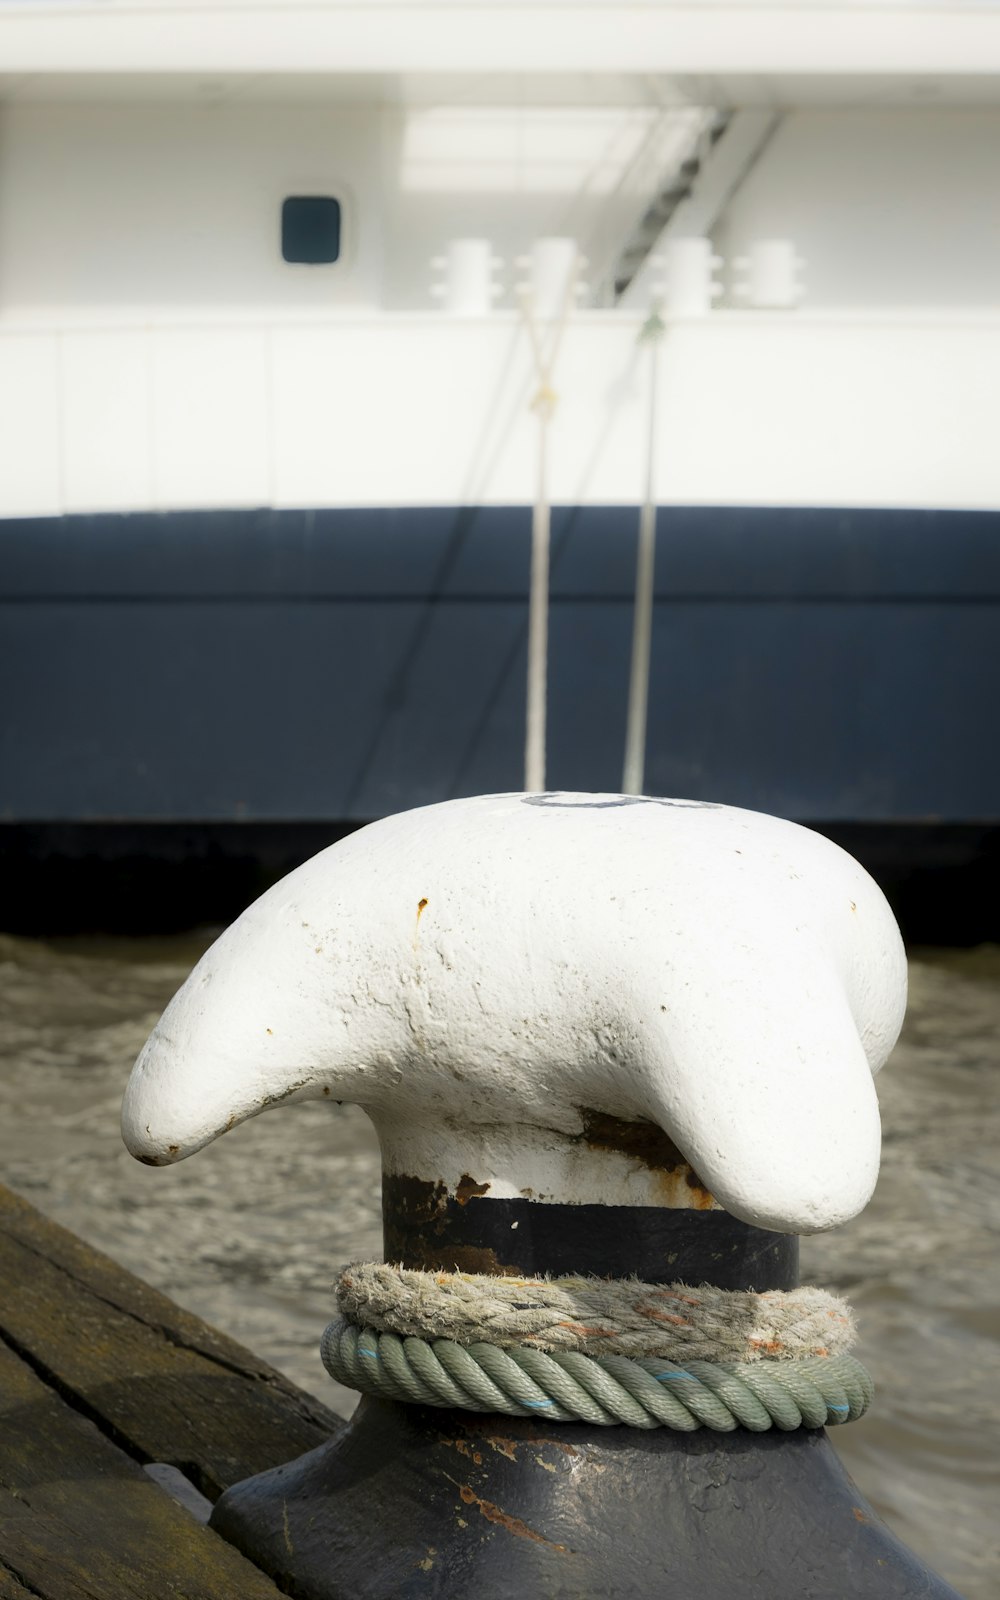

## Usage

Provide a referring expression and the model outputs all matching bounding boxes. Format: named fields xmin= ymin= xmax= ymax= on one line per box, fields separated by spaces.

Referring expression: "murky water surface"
xmin=0 ymin=933 xmax=997 ymax=1598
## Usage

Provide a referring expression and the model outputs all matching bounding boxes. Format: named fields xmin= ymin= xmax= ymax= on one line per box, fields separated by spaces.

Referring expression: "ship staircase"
xmin=603 ymin=108 xmax=782 ymax=304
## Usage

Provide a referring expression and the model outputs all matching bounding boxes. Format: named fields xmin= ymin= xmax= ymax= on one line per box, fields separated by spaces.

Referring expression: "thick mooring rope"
xmin=337 ymin=1263 xmax=857 ymax=1360
xmin=321 ymin=1265 xmax=874 ymax=1432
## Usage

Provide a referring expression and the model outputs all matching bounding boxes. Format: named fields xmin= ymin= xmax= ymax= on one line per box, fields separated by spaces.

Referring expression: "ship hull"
xmin=2 ymin=502 xmax=996 ymax=823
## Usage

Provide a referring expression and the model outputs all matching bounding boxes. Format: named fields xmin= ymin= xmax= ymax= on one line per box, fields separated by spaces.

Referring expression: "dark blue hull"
xmin=2 ymin=504 xmax=998 ymax=824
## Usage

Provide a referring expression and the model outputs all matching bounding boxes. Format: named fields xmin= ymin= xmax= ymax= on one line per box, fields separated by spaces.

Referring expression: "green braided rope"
xmin=320 ymin=1317 xmax=874 ymax=1431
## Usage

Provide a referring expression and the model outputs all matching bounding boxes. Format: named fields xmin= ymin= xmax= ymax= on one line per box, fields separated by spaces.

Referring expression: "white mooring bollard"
xmin=123 ymin=795 xmax=903 ymax=1234
xmin=732 ymin=238 xmax=805 ymax=309
xmin=654 ymin=236 xmax=723 ymax=318
xmin=429 ymin=238 xmax=503 ymax=315
xmin=123 ymin=795 xmax=961 ymax=1600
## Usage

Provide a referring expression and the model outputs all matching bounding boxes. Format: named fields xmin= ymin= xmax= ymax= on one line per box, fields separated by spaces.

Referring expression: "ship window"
xmin=281 ymin=196 xmax=341 ymax=264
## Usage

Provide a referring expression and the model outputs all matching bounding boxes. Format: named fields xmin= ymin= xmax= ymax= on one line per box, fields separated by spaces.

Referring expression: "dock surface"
xmin=0 ymin=1182 xmax=341 ymax=1597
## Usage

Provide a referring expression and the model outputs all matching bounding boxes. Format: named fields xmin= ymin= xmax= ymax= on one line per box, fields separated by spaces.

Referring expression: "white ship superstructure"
xmin=0 ymin=1 xmax=998 ymax=833
xmin=1 ymin=0 xmax=999 ymax=515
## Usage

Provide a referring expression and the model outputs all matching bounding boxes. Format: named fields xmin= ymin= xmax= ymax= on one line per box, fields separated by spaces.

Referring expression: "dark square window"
xmin=281 ymin=196 xmax=341 ymax=264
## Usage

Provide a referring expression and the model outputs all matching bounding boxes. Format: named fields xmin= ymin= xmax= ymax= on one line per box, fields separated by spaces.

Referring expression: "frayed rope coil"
xmin=321 ymin=1264 xmax=874 ymax=1432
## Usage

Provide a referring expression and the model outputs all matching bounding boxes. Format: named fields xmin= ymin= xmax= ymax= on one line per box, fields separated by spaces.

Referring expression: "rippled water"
xmin=0 ymin=932 xmax=997 ymax=1598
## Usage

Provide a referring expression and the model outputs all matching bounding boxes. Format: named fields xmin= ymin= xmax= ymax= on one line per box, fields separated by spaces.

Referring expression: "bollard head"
xmin=122 ymin=795 xmax=906 ymax=1235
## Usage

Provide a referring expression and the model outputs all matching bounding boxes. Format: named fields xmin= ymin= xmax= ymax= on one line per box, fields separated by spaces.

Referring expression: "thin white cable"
xmin=520 ymin=254 xmax=581 ymax=794
xmin=622 ymin=308 xmax=665 ymax=795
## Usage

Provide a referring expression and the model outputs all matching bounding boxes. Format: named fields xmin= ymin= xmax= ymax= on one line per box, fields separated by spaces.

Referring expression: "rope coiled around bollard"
xmin=321 ymin=1266 xmax=875 ymax=1432
xmin=321 ymin=1319 xmax=872 ymax=1430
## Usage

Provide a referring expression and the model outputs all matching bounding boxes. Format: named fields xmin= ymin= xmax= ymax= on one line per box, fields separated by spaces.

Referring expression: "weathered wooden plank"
xmin=0 ymin=1335 xmax=287 ymax=1599
xmin=0 ymin=1563 xmax=39 ymax=1599
xmin=0 ymin=1183 xmax=341 ymax=1500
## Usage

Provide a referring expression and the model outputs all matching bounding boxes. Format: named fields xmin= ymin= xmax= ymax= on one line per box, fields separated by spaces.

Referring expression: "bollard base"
xmin=210 ymin=1396 xmax=961 ymax=1600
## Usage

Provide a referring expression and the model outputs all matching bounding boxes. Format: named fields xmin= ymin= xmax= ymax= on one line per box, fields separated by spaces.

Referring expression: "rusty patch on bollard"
xmin=577 ymin=1109 xmax=692 ymax=1172
xmin=382 ymin=1173 xmax=522 ymax=1274
xmin=577 ymin=1109 xmax=717 ymax=1208
xmin=682 ymin=1169 xmax=718 ymax=1210
xmin=383 ymin=1172 xmax=449 ymax=1230
xmin=442 ymin=1475 xmax=571 ymax=1554
xmin=480 ymin=1432 xmax=520 ymax=1462
xmin=439 ymin=1438 xmax=484 ymax=1467
xmin=447 ymin=1245 xmax=521 ymax=1274
xmin=481 ymin=1430 xmax=579 ymax=1462
xmin=453 ymin=1422 xmax=582 ymax=1466
xmin=455 ymin=1173 xmax=491 ymax=1205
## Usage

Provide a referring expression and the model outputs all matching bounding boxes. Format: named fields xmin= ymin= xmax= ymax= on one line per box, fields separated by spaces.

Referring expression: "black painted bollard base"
xmin=210 ymin=1396 xmax=962 ymax=1600
xmin=213 ymin=1193 xmax=959 ymax=1598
